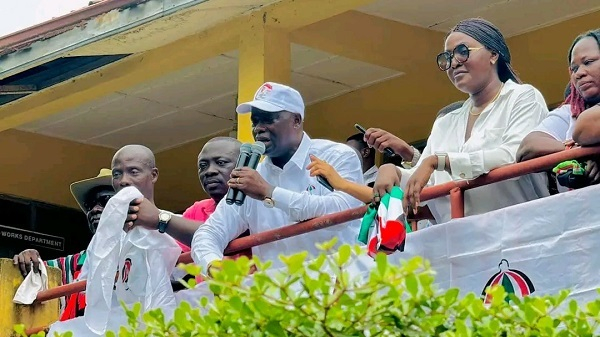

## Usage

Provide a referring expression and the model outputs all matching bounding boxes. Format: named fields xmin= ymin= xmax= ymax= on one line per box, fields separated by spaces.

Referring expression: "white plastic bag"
xmin=52 ymin=186 xmax=181 ymax=335
xmin=114 ymin=219 xmax=181 ymax=312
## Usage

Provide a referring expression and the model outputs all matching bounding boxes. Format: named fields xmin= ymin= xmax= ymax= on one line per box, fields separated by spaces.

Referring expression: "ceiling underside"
xmin=13 ymin=0 xmax=600 ymax=152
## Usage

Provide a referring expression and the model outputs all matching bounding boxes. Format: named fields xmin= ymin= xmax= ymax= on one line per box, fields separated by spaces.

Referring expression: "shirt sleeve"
xmin=271 ymin=146 xmax=364 ymax=222
xmin=447 ymin=87 xmax=548 ymax=179
xmin=530 ymin=105 xmax=571 ymax=142
xmin=191 ymin=200 xmax=249 ymax=272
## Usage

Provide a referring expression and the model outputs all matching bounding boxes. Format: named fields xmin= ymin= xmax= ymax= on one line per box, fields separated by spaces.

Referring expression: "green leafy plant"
xmin=16 ymin=238 xmax=600 ymax=336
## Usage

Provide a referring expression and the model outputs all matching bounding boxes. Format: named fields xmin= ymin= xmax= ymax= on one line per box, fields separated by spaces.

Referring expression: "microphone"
xmin=234 ymin=142 xmax=266 ymax=206
xmin=226 ymin=143 xmax=252 ymax=205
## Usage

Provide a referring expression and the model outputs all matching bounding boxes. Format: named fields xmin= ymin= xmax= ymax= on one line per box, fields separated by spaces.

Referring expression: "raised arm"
xmin=271 ymin=146 xmax=364 ymax=222
xmin=124 ymin=198 xmax=202 ymax=246
xmin=307 ymin=154 xmax=372 ymax=203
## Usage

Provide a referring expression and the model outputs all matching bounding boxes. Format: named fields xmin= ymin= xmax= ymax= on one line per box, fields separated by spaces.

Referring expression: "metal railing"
xmin=23 ymin=145 xmax=600 ymax=334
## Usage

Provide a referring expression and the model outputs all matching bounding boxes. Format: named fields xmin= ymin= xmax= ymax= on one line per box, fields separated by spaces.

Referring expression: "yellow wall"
xmin=0 ymin=128 xmax=221 ymax=212
xmin=2 ymin=11 xmax=600 ymax=212
xmin=0 ymin=129 xmax=113 ymax=209
xmin=304 ymin=10 xmax=600 ymax=145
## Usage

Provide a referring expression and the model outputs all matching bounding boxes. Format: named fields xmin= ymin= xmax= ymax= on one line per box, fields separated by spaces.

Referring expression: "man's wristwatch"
xmin=158 ymin=210 xmax=173 ymax=233
xmin=263 ymin=197 xmax=275 ymax=208
xmin=435 ymin=152 xmax=448 ymax=171
xmin=402 ymin=146 xmax=421 ymax=168
xmin=263 ymin=186 xmax=275 ymax=208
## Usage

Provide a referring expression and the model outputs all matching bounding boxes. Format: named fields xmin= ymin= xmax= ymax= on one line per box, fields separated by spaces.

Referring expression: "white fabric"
xmin=363 ymin=165 xmax=378 ymax=186
xmin=51 ymin=185 xmax=600 ymax=334
xmin=13 ymin=261 xmax=48 ymax=305
xmin=236 ymin=82 xmax=305 ymax=118
xmin=77 ymin=186 xmax=180 ymax=335
xmin=347 ymin=184 xmax=600 ymax=309
xmin=192 ymin=133 xmax=364 ymax=272
xmin=531 ymin=104 xmax=575 ymax=142
xmin=399 ymin=80 xmax=550 ymax=224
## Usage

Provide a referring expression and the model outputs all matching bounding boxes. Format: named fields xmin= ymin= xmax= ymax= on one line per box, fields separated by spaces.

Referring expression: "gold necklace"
xmin=470 ymin=83 xmax=504 ymax=116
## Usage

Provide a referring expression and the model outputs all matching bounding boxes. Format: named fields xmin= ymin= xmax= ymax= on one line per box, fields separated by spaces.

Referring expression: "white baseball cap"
xmin=236 ymin=82 xmax=305 ymax=119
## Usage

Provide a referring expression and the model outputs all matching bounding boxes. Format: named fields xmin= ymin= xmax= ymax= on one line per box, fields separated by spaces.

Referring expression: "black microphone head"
xmin=251 ymin=141 xmax=266 ymax=155
xmin=240 ymin=143 xmax=253 ymax=154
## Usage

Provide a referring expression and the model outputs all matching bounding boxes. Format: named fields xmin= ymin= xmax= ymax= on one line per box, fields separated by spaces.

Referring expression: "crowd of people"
xmin=10 ymin=18 xmax=600 ymax=322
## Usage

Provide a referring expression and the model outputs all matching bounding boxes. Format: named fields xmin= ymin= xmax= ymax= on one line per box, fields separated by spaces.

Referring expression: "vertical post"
xmin=450 ymin=187 xmax=465 ymax=219
xmin=237 ymin=12 xmax=291 ymax=143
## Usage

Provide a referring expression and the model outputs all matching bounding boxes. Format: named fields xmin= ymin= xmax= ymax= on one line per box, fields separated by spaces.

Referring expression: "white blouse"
xmin=531 ymin=104 xmax=575 ymax=142
xmin=400 ymin=80 xmax=551 ymax=224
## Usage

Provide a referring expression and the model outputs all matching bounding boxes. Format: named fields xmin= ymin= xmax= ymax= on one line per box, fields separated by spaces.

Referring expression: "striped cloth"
xmin=45 ymin=250 xmax=87 ymax=319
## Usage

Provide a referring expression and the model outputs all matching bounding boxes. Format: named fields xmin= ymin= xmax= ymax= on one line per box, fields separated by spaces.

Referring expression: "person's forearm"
xmin=392 ymin=142 xmax=415 ymax=161
xmin=574 ymin=109 xmax=600 ymax=146
xmin=338 ymin=180 xmax=373 ymax=203
xmin=517 ymin=135 xmax=565 ymax=162
xmin=166 ymin=217 xmax=203 ymax=247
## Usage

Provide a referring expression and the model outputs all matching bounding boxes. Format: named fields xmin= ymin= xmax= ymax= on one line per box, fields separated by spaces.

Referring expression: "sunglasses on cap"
xmin=84 ymin=193 xmax=113 ymax=211
xmin=437 ymin=44 xmax=484 ymax=71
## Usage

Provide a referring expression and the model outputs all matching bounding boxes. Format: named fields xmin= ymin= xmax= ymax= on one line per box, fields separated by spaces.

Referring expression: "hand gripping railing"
xmin=24 ymin=145 xmax=600 ymax=334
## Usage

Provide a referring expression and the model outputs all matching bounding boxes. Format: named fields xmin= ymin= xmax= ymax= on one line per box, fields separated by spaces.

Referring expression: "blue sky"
xmin=0 ymin=0 xmax=90 ymax=38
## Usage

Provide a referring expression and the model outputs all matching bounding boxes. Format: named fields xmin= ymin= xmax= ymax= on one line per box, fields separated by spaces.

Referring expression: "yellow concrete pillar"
xmin=237 ymin=13 xmax=291 ymax=143
xmin=0 ymin=258 xmax=61 ymax=336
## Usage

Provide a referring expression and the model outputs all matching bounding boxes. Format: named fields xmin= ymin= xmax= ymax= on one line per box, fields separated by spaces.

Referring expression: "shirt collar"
xmin=264 ymin=132 xmax=311 ymax=170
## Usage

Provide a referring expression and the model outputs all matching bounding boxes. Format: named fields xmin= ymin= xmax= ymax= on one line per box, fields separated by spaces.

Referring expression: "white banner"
xmin=348 ymin=184 xmax=600 ymax=305
xmin=49 ymin=185 xmax=600 ymax=335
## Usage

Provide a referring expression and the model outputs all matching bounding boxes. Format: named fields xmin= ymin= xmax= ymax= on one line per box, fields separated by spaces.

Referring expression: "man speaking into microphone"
xmin=193 ymin=81 xmax=363 ymax=275
xmin=127 ymin=82 xmax=363 ymax=274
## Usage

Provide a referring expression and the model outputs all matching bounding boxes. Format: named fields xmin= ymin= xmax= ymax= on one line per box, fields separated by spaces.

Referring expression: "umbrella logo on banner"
xmin=121 ymin=258 xmax=132 ymax=291
xmin=481 ymin=259 xmax=535 ymax=304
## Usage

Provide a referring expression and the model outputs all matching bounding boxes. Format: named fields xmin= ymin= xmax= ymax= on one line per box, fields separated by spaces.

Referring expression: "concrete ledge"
xmin=0 ymin=258 xmax=61 ymax=337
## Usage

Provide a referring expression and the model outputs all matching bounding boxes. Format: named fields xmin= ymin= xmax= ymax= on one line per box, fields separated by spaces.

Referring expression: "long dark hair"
xmin=563 ymin=29 xmax=600 ymax=118
xmin=449 ymin=18 xmax=521 ymax=84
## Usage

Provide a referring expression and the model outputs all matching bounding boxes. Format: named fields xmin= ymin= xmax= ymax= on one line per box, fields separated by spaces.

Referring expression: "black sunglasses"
xmin=84 ymin=193 xmax=113 ymax=211
xmin=436 ymin=44 xmax=484 ymax=71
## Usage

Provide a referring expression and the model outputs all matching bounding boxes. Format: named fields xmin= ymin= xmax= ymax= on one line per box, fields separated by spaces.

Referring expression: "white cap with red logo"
xmin=236 ymin=82 xmax=305 ymax=119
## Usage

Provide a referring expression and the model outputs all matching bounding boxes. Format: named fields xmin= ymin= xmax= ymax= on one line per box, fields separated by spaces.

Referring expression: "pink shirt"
xmin=177 ymin=199 xmax=217 ymax=253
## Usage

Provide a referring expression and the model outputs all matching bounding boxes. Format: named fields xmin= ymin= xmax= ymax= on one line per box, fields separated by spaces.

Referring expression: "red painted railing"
xmin=23 ymin=145 xmax=600 ymax=334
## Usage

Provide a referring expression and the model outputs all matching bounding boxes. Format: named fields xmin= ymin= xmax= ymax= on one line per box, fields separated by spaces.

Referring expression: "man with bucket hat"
xmin=13 ymin=169 xmax=115 ymax=320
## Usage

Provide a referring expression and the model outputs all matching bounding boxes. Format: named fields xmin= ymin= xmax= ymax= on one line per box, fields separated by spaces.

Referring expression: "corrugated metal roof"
xmin=0 ymin=55 xmax=129 ymax=106
xmin=0 ymin=0 xmax=147 ymax=55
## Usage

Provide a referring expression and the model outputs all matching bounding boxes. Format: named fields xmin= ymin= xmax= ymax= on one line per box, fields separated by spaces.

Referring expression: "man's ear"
xmin=361 ymin=147 xmax=371 ymax=158
xmin=293 ymin=113 xmax=302 ymax=129
xmin=151 ymin=167 xmax=159 ymax=184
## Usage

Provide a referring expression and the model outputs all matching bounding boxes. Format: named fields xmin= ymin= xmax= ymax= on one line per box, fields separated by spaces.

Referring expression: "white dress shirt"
xmin=363 ymin=165 xmax=378 ymax=186
xmin=531 ymin=104 xmax=574 ymax=142
xmin=192 ymin=133 xmax=364 ymax=271
xmin=399 ymin=80 xmax=550 ymax=224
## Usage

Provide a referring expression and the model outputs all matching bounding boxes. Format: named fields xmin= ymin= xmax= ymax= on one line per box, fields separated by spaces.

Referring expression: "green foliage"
xmin=17 ymin=238 xmax=600 ymax=336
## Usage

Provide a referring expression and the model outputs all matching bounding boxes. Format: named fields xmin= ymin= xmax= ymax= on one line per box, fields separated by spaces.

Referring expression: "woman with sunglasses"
xmin=372 ymin=18 xmax=550 ymax=224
